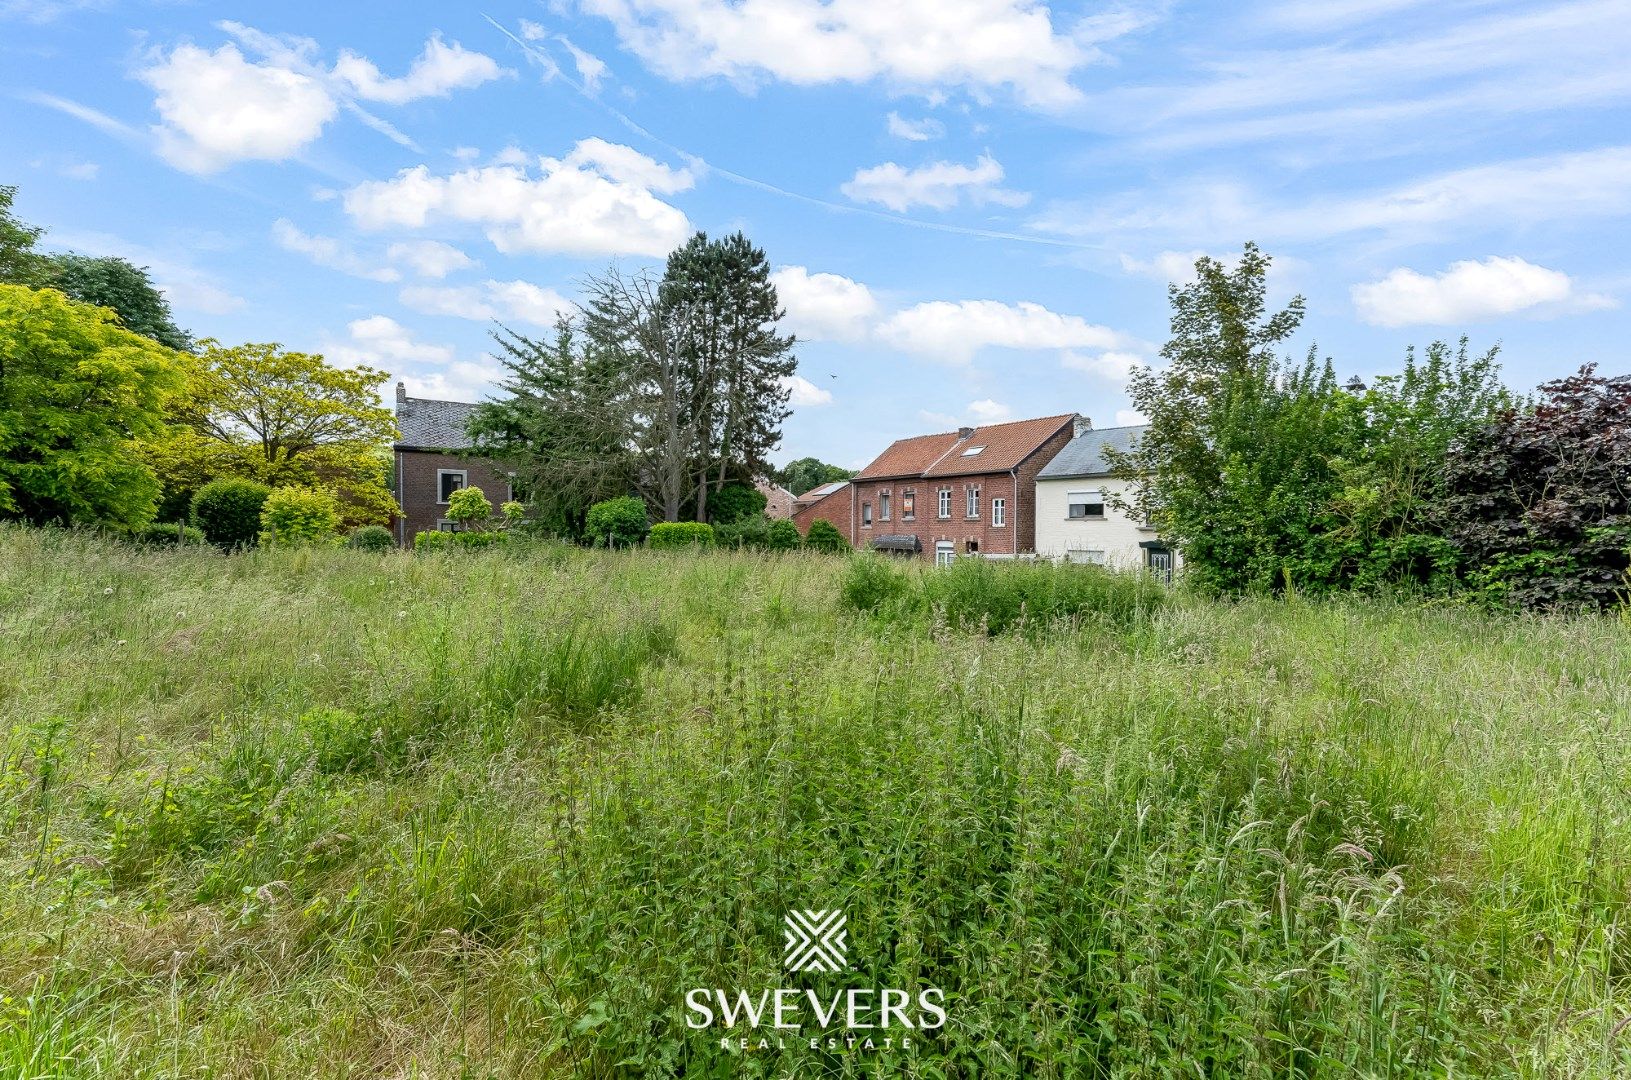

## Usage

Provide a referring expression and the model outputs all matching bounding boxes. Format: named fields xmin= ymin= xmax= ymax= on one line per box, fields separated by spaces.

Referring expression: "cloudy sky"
xmin=5 ymin=0 xmax=1627 ymax=468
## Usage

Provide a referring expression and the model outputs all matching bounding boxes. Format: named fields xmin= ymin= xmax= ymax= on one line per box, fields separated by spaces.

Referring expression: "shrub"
xmin=346 ymin=525 xmax=395 ymax=552
xmin=649 ymin=521 xmax=715 ymax=549
xmin=446 ymin=486 xmax=493 ymax=530
xmin=715 ymin=517 xmax=770 ymax=549
xmin=130 ymin=521 xmax=206 ymax=546
xmin=259 ymin=486 xmax=340 ymax=548
xmin=920 ymin=558 xmax=1167 ymax=634
xmin=585 ymin=496 xmax=649 ymax=548
xmin=766 ymin=518 xmax=802 ymax=551
xmin=709 ymin=482 xmax=767 ymax=525
xmin=414 ymin=529 xmax=451 ymax=552
xmin=803 ymin=518 xmax=849 ymax=553
xmin=190 ymin=478 xmax=271 ymax=549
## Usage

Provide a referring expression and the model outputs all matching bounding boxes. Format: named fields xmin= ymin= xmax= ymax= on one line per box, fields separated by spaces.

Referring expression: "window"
xmin=966 ymin=486 xmax=980 ymax=518
xmin=966 ymin=539 xmax=979 ymax=554
xmin=879 ymin=492 xmax=891 ymax=521
xmin=959 ymin=445 xmax=987 ymax=457
xmin=437 ymin=519 xmax=459 ymax=533
xmin=937 ymin=488 xmax=951 ymax=519
xmin=1066 ymin=548 xmax=1106 ymax=565
xmin=901 ymin=490 xmax=916 ymax=520
xmin=862 ymin=501 xmax=873 ymax=527
xmin=437 ymin=469 xmax=467 ymax=504
xmin=935 ymin=540 xmax=955 ymax=567
xmin=1068 ymin=490 xmax=1105 ymax=519
xmin=991 ymin=497 xmax=1006 ymax=527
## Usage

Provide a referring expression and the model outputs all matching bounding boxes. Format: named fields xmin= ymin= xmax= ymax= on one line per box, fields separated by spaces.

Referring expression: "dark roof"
xmin=796 ymin=480 xmax=849 ymax=505
xmin=396 ymin=392 xmax=479 ymax=450
xmin=855 ymin=414 xmax=1078 ymax=481
xmin=1036 ymin=424 xmax=1147 ymax=479
xmin=871 ymin=534 xmax=921 ymax=552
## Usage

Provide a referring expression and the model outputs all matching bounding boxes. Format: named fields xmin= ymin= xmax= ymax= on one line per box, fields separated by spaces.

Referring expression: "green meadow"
xmin=1 ymin=527 xmax=1627 ymax=1077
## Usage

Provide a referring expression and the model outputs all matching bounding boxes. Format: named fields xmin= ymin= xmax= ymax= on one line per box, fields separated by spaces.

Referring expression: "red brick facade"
xmin=393 ymin=449 xmax=514 ymax=546
xmin=847 ymin=415 xmax=1079 ymax=561
xmin=792 ymin=483 xmax=853 ymax=542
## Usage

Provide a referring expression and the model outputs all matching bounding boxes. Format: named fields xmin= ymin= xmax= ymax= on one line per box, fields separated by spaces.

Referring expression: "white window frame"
xmin=991 ymin=497 xmax=1006 ymax=527
xmin=436 ymin=518 xmax=459 ymax=533
xmin=1066 ymin=548 xmax=1106 ymax=565
xmin=935 ymin=540 xmax=955 ymax=567
xmin=966 ymin=486 xmax=980 ymax=518
xmin=437 ymin=469 xmax=467 ymax=504
xmin=879 ymin=492 xmax=891 ymax=521
xmin=1068 ymin=489 xmax=1105 ymax=520
xmin=861 ymin=501 xmax=873 ymax=527
xmin=937 ymin=488 xmax=951 ymax=519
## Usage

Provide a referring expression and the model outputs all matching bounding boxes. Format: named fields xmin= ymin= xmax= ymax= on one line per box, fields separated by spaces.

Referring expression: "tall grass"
xmin=0 ymin=524 xmax=1627 ymax=1077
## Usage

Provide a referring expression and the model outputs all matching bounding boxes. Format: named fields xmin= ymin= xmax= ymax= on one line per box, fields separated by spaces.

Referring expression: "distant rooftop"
xmin=394 ymin=383 xmax=478 ymax=450
xmin=1036 ymin=424 xmax=1148 ymax=479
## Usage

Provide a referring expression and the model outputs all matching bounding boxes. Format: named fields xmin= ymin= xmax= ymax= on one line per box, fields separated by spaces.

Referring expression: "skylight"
xmin=960 ymin=445 xmax=987 ymax=457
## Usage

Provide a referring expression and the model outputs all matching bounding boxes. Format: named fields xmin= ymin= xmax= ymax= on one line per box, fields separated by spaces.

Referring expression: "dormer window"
xmin=959 ymin=445 xmax=987 ymax=457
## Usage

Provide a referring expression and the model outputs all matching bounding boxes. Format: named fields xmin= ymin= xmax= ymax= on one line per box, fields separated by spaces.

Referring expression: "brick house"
xmin=846 ymin=414 xmax=1085 ymax=563
xmin=791 ymin=480 xmax=852 ymax=538
xmin=392 ymin=383 xmax=514 ymax=546
xmin=757 ymin=478 xmax=796 ymax=519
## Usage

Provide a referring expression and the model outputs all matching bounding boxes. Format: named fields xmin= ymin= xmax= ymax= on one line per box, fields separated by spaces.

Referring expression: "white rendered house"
xmin=1034 ymin=424 xmax=1179 ymax=579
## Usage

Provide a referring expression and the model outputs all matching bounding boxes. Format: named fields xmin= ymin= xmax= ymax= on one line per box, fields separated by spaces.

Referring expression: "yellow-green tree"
xmin=0 ymin=284 xmax=184 ymax=527
xmin=145 ymin=341 xmax=399 ymax=526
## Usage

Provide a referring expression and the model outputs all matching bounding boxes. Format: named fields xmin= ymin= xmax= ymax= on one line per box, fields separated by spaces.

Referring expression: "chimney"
xmin=395 ymin=381 xmax=407 ymax=408
xmin=1345 ymin=375 xmax=1367 ymax=393
xmin=958 ymin=425 xmax=975 ymax=440
xmin=1073 ymin=413 xmax=1092 ymax=438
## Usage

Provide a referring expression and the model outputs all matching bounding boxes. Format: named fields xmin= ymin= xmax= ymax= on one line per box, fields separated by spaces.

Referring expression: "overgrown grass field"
xmin=1 ymin=527 xmax=1628 ymax=1077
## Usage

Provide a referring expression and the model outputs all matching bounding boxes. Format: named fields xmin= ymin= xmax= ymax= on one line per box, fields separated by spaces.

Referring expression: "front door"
xmin=935 ymin=540 xmax=955 ymax=567
xmin=1145 ymin=547 xmax=1174 ymax=582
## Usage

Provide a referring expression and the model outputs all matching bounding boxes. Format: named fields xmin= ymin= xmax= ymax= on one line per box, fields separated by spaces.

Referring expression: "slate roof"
xmin=796 ymin=480 xmax=849 ymax=505
xmin=855 ymin=414 xmax=1078 ymax=481
xmin=1036 ymin=424 xmax=1148 ymax=479
xmin=395 ymin=388 xmax=480 ymax=450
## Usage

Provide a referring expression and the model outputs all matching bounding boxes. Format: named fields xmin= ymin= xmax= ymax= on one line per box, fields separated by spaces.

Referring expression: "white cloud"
xmin=140 ymin=43 xmax=338 ymax=173
xmin=841 ymin=154 xmax=1028 ymax=212
xmin=966 ymin=398 xmax=1012 ymax=423
xmin=61 ymin=161 xmax=100 ymax=181
xmin=160 ymin=279 xmax=246 ymax=315
xmin=1118 ymin=250 xmax=1213 ymax=284
xmin=343 ymin=138 xmax=693 ymax=257
xmin=770 ymin=266 xmax=878 ymax=341
xmin=560 ymin=36 xmax=609 ymax=93
xmin=886 ymin=112 xmax=944 ymax=141
xmin=1113 ymin=408 xmax=1148 ymax=427
xmin=333 ymin=33 xmax=505 ymax=104
xmin=579 ymin=0 xmax=1127 ymax=109
xmin=272 ymin=219 xmax=399 ymax=282
xmin=327 ymin=316 xmax=501 ymax=401
xmin=1061 ymin=350 xmax=1143 ymax=378
xmin=1351 ymin=256 xmax=1615 ymax=327
xmin=386 ymin=239 xmax=475 ymax=278
xmin=878 ymin=299 xmax=1135 ymax=365
xmin=400 ymin=280 xmax=576 ymax=327
xmin=780 ymin=374 xmax=834 ymax=407
xmin=332 ymin=315 xmax=454 ymax=364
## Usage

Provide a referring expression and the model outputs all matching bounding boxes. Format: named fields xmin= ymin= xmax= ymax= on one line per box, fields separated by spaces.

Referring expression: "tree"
xmin=467 ymin=319 xmax=635 ymax=538
xmin=144 ymin=340 xmax=399 ymax=527
xmin=0 ymin=284 xmax=183 ymax=528
xmin=1437 ymin=365 xmax=1631 ymax=610
xmin=445 ymin=485 xmax=493 ymax=531
xmin=708 ymin=481 xmax=766 ymax=525
xmin=190 ymin=477 xmax=271 ymax=549
xmin=46 ymin=254 xmax=193 ymax=351
xmin=260 ymin=486 xmax=340 ymax=547
xmin=776 ymin=457 xmax=854 ymax=497
xmin=658 ymin=232 xmax=796 ymax=522
xmin=0 ymin=186 xmax=50 ymax=286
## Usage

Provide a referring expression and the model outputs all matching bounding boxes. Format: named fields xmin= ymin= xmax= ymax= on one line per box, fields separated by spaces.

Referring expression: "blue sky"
xmin=4 ymin=0 xmax=1628 ymax=469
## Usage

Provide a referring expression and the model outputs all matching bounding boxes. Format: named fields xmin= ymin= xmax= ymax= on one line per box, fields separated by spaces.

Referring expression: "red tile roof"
xmin=856 ymin=414 xmax=1077 ymax=481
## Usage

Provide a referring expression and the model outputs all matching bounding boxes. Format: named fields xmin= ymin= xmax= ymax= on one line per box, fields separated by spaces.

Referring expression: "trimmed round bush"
xmin=649 ymin=521 xmax=716 ymax=549
xmin=130 ymin=521 xmax=206 ymax=546
xmin=346 ymin=525 xmax=395 ymax=552
xmin=803 ymin=518 xmax=850 ymax=553
xmin=585 ymin=496 xmax=649 ymax=548
xmin=260 ymin=486 xmax=340 ymax=548
xmin=190 ymin=478 xmax=271 ymax=549
xmin=766 ymin=519 xmax=802 ymax=551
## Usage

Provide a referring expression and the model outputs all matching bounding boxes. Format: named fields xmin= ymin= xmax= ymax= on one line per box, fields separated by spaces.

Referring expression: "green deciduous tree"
xmin=260 ymin=486 xmax=340 ymax=547
xmin=584 ymin=496 xmax=649 ymax=548
xmin=145 ymin=340 xmax=399 ymax=526
xmin=708 ymin=481 xmax=766 ymax=525
xmin=445 ymin=485 xmax=494 ymax=531
xmin=46 ymin=253 xmax=193 ymax=351
xmin=775 ymin=456 xmax=854 ymax=497
xmin=0 ymin=186 xmax=51 ymax=287
xmin=190 ymin=477 xmax=271 ymax=549
xmin=0 ymin=284 xmax=184 ymax=528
